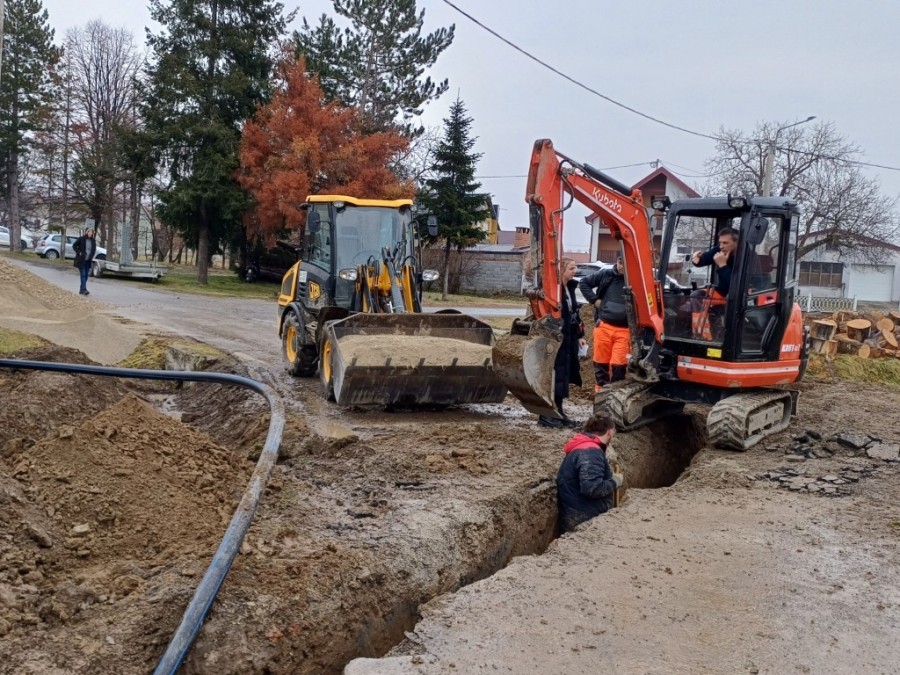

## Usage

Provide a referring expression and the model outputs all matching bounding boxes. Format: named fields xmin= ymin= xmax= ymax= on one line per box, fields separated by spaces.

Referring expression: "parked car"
xmin=574 ymin=261 xmax=614 ymax=303
xmin=0 ymin=225 xmax=30 ymax=250
xmin=574 ymin=261 xmax=689 ymax=303
xmin=35 ymin=234 xmax=107 ymax=261
xmin=241 ymin=240 xmax=299 ymax=282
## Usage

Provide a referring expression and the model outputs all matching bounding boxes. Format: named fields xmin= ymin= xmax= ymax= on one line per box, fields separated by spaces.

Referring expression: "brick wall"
xmin=458 ymin=250 xmax=526 ymax=294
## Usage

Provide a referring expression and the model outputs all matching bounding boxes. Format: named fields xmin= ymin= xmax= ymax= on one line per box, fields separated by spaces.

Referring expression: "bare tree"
xmin=706 ymin=121 xmax=899 ymax=262
xmin=391 ymin=124 xmax=440 ymax=185
xmin=65 ymin=20 xmax=143 ymax=249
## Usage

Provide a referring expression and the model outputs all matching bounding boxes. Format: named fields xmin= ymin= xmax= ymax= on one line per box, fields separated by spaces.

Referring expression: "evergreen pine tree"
xmin=0 ymin=0 xmax=59 ymax=251
xmin=141 ymin=0 xmax=290 ymax=283
xmin=293 ymin=0 xmax=454 ymax=134
xmin=417 ymin=97 xmax=487 ymax=300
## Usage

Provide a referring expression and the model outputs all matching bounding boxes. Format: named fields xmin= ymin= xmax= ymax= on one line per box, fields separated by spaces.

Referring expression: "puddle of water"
xmin=316 ymin=420 xmax=358 ymax=439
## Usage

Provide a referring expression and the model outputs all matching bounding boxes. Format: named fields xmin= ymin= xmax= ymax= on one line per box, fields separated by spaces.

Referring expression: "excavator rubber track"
xmin=322 ymin=313 xmax=508 ymax=407
xmin=706 ymin=390 xmax=798 ymax=451
xmin=595 ymin=381 xmax=685 ymax=431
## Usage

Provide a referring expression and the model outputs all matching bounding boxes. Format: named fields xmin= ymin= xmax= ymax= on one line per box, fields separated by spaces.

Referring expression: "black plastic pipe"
xmin=0 ymin=359 xmax=286 ymax=674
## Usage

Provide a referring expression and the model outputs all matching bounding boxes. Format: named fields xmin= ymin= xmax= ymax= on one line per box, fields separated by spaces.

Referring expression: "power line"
xmin=440 ymin=0 xmax=719 ymax=141
xmin=775 ymin=144 xmax=900 ymax=172
xmin=476 ymin=161 xmax=659 ymax=180
xmin=443 ymin=1 xmax=900 ymax=175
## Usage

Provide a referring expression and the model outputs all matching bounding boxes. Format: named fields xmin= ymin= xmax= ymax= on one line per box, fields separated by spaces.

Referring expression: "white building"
xmin=798 ymin=235 xmax=900 ymax=303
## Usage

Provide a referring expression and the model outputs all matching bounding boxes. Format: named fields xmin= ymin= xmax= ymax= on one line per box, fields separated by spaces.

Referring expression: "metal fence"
xmin=798 ymin=294 xmax=857 ymax=312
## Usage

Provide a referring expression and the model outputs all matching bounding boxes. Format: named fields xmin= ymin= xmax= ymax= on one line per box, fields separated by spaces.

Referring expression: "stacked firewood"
xmin=809 ymin=309 xmax=900 ymax=358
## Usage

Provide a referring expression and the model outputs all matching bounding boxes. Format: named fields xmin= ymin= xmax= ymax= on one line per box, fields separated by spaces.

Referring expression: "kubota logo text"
xmin=591 ymin=188 xmax=622 ymax=213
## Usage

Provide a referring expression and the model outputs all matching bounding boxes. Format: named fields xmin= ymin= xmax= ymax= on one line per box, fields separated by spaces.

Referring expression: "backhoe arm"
xmin=524 ymin=139 xmax=665 ymax=379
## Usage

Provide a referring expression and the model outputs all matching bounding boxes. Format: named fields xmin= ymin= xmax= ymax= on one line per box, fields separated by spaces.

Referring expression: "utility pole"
xmin=763 ymin=116 xmax=816 ymax=196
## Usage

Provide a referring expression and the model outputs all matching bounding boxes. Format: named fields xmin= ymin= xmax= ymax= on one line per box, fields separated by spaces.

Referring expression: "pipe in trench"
xmin=0 ymin=358 xmax=285 ymax=675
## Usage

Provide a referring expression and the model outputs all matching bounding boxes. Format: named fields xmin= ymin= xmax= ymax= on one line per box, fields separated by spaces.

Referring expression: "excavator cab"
xmin=278 ymin=195 xmax=508 ymax=407
xmin=655 ymin=198 xmax=802 ymax=370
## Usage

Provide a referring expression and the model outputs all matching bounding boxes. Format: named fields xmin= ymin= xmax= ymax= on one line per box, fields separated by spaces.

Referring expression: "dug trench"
xmin=0 ymin=334 xmax=706 ymax=674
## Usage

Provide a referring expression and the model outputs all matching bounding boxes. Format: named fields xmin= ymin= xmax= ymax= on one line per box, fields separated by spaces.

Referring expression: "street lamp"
xmin=762 ymin=116 xmax=816 ymax=196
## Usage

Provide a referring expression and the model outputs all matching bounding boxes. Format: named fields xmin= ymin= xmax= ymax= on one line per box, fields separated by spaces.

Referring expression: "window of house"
xmin=799 ymin=261 xmax=843 ymax=288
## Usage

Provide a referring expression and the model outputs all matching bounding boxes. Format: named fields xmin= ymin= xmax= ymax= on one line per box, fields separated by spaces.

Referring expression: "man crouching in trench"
xmin=556 ymin=411 xmax=623 ymax=533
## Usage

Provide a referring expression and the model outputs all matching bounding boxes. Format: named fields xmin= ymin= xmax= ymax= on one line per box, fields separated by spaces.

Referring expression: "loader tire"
xmin=282 ymin=311 xmax=318 ymax=377
xmin=319 ymin=335 xmax=336 ymax=401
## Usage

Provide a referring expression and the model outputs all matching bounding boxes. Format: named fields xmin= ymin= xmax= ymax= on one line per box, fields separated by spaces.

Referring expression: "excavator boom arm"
xmin=525 ymin=139 xmax=666 ymax=367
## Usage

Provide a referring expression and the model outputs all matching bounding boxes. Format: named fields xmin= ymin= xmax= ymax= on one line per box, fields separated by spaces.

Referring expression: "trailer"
xmin=91 ymin=258 xmax=166 ymax=281
xmin=89 ymin=218 xmax=167 ymax=282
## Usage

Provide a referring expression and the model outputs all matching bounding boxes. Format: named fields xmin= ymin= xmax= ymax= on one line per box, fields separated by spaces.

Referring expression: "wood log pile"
xmin=810 ymin=309 xmax=900 ymax=359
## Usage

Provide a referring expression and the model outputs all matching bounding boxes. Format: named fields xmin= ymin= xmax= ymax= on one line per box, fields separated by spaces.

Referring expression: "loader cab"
xmin=656 ymin=196 xmax=800 ymax=368
xmin=301 ymin=195 xmax=416 ymax=310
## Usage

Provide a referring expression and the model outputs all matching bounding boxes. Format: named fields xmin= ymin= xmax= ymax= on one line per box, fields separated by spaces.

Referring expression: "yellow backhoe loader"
xmin=276 ymin=195 xmax=508 ymax=407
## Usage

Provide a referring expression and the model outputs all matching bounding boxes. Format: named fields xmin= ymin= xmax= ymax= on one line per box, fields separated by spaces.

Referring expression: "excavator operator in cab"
xmin=689 ymin=226 xmax=738 ymax=341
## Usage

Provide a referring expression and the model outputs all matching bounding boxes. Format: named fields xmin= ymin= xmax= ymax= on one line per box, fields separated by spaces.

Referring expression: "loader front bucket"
xmin=322 ymin=313 xmax=508 ymax=407
xmin=491 ymin=317 xmax=563 ymax=418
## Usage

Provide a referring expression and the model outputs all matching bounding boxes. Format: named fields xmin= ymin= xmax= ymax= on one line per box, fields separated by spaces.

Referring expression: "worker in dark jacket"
xmin=578 ymin=256 xmax=630 ymax=393
xmin=689 ymin=226 xmax=738 ymax=340
xmin=72 ymin=227 xmax=98 ymax=296
xmin=556 ymin=411 xmax=623 ymax=533
xmin=539 ymin=258 xmax=587 ymax=429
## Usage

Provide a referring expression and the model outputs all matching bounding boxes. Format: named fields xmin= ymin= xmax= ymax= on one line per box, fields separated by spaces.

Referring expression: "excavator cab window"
xmin=662 ymin=213 xmax=741 ymax=342
xmin=739 ymin=215 xmax=786 ymax=354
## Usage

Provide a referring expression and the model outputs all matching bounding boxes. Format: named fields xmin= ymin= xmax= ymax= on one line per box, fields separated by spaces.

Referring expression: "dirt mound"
xmin=0 ymin=372 xmax=253 ymax=672
xmin=0 ymin=345 xmax=128 ymax=449
xmin=0 ymin=258 xmax=95 ymax=314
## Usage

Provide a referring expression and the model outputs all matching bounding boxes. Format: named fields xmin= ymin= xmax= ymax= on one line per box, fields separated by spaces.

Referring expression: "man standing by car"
xmin=72 ymin=228 xmax=97 ymax=296
xmin=578 ymin=256 xmax=630 ymax=393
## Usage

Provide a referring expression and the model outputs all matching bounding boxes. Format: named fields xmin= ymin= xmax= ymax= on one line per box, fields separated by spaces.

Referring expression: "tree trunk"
xmin=834 ymin=334 xmax=862 ymax=355
xmin=441 ymin=240 xmax=451 ymax=301
xmin=7 ymin=149 xmax=21 ymax=252
xmin=197 ymin=207 xmax=210 ymax=285
xmin=130 ymin=180 xmax=140 ymax=261
xmin=858 ymin=344 xmax=884 ymax=359
xmin=846 ymin=319 xmax=872 ymax=343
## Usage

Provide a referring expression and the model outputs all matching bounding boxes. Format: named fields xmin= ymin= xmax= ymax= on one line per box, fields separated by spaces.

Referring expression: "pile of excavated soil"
xmin=0 ymin=258 xmax=142 ymax=364
xmin=0 ymin=340 xmax=256 ymax=673
xmin=336 ymin=335 xmax=493 ymax=367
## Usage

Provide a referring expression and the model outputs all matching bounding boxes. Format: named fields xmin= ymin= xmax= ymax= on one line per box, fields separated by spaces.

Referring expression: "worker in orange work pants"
xmin=593 ymin=321 xmax=631 ymax=390
xmin=577 ymin=257 xmax=631 ymax=393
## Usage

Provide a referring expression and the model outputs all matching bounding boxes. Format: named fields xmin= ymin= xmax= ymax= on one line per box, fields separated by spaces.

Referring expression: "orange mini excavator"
xmin=493 ymin=140 xmax=809 ymax=449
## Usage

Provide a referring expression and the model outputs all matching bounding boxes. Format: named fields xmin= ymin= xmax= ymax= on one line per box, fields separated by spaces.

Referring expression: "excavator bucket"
xmin=491 ymin=317 xmax=563 ymax=419
xmin=321 ymin=313 xmax=508 ymax=407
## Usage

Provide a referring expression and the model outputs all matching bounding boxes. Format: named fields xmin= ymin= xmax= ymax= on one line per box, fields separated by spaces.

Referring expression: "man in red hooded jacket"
xmin=556 ymin=411 xmax=623 ymax=533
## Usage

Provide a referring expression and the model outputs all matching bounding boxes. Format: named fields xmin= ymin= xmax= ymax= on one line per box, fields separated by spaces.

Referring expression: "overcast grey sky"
xmin=41 ymin=0 xmax=900 ymax=250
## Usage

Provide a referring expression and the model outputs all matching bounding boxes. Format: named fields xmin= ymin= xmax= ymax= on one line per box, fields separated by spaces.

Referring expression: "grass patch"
xmin=423 ymin=290 xmax=525 ymax=307
xmin=118 ymin=337 xmax=172 ymax=369
xmin=807 ymin=354 xmax=900 ymax=388
xmin=118 ymin=336 xmax=227 ymax=369
xmin=475 ymin=314 xmax=517 ymax=333
xmin=0 ymin=328 xmax=47 ymax=354
xmin=156 ymin=272 xmax=279 ymax=299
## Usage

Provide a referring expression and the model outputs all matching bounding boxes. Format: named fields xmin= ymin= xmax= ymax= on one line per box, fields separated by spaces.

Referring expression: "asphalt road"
xmin=7 ymin=256 xmax=524 ymax=370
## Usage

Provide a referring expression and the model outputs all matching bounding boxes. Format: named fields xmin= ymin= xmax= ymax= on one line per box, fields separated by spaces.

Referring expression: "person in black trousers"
xmin=538 ymin=258 xmax=587 ymax=428
xmin=72 ymin=227 xmax=98 ymax=296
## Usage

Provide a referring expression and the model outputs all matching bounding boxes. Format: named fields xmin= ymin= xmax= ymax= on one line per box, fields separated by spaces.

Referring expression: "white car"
xmin=0 ymin=225 xmax=30 ymax=250
xmin=35 ymin=233 xmax=107 ymax=261
xmin=575 ymin=261 xmax=689 ymax=303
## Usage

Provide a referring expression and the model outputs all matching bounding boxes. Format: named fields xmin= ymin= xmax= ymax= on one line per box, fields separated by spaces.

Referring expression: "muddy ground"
xmin=1 ymin=256 xmax=898 ymax=674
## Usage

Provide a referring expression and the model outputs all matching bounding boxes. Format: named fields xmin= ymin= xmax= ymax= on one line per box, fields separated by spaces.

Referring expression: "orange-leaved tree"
xmin=238 ymin=56 xmax=414 ymax=244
